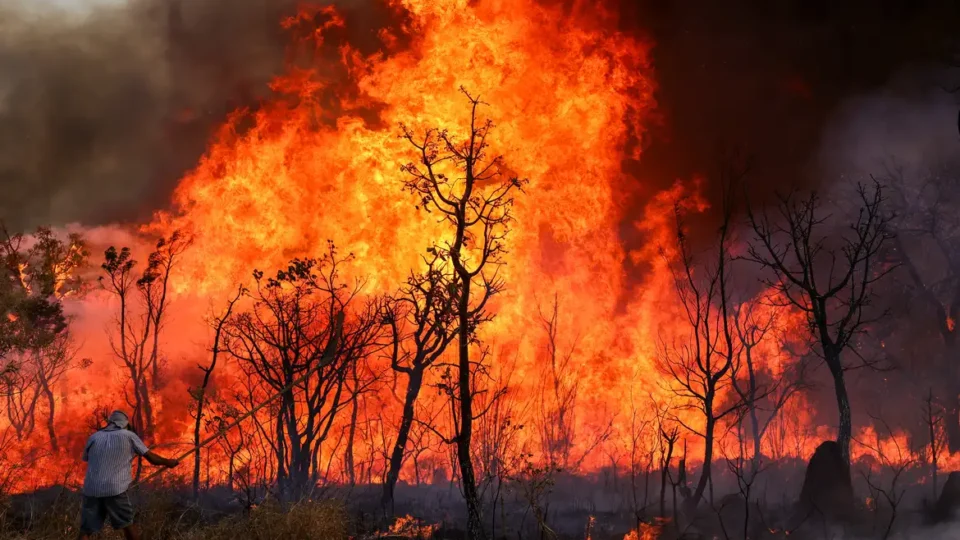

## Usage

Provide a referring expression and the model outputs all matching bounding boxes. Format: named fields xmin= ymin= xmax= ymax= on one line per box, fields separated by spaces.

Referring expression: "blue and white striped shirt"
xmin=81 ymin=426 xmax=149 ymax=497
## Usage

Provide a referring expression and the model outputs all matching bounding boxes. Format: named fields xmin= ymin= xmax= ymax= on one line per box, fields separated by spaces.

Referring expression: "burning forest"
xmin=2 ymin=0 xmax=960 ymax=538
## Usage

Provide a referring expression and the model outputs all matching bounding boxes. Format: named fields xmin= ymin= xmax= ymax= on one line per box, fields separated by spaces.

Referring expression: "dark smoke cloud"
xmin=0 ymin=0 xmax=306 ymax=231
xmin=619 ymin=0 xmax=960 ymax=259
xmin=813 ymin=69 xmax=960 ymax=437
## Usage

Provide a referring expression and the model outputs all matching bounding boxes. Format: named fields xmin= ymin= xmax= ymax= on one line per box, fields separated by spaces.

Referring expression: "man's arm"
xmin=143 ymin=451 xmax=180 ymax=468
xmin=129 ymin=431 xmax=179 ymax=468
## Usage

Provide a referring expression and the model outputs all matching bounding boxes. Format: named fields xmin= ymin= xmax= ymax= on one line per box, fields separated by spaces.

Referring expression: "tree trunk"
xmin=456 ymin=280 xmax=485 ymax=540
xmin=749 ymin=403 xmax=761 ymax=477
xmin=139 ymin=375 xmax=155 ymax=437
xmin=383 ymin=369 xmax=424 ymax=510
xmin=689 ymin=415 xmax=714 ymax=510
xmin=826 ymin=352 xmax=852 ymax=465
xmin=192 ymin=388 xmax=206 ymax=500
xmin=345 ymin=394 xmax=359 ymax=486
xmin=40 ymin=377 xmax=58 ymax=452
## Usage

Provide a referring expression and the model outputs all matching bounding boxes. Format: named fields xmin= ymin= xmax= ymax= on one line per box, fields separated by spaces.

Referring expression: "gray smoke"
xmin=818 ymin=68 xmax=960 ymax=183
xmin=807 ymin=69 xmax=960 ymax=440
xmin=0 ymin=0 xmax=302 ymax=231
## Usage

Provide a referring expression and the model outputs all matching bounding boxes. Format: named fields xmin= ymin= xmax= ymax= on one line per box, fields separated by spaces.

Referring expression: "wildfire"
xmin=0 ymin=0 xmax=938 ymax=511
xmin=146 ymin=0 xmax=657 ymax=475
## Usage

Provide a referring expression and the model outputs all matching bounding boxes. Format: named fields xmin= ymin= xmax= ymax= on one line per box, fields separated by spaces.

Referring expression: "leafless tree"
xmin=399 ymin=88 xmax=526 ymax=540
xmin=535 ymin=294 xmax=582 ymax=471
xmin=746 ymin=181 xmax=896 ymax=464
xmin=381 ymin=251 xmax=458 ymax=509
xmin=657 ymin=165 xmax=745 ymax=511
xmin=224 ymin=245 xmax=383 ymax=498
xmin=855 ymin=416 xmax=914 ymax=540
xmin=654 ymin=402 xmax=680 ymax=521
xmin=2 ymin=333 xmax=84 ymax=451
xmin=100 ymin=231 xmax=189 ymax=437
xmin=922 ymin=388 xmax=947 ymax=497
xmin=190 ymin=285 xmax=244 ymax=500
xmin=342 ymin=341 xmax=386 ymax=486
xmin=730 ymin=299 xmax=809 ymax=478
xmin=626 ymin=392 xmax=656 ymax=526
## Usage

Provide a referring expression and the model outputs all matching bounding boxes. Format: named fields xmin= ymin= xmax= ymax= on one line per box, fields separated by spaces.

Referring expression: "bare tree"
xmin=922 ymin=388 xmax=947 ymax=497
xmin=657 ymin=172 xmax=744 ymax=511
xmin=190 ymin=285 xmax=244 ymax=500
xmin=730 ymin=299 xmax=809 ymax=478
xmin=399 ymin=88 xmax=526 ymax=540
xmin=342 ymin=340 xmax=385 ymax=486
xmin=535 ymin=294 xmax=583 ymax=471
xmin=225 ymin=246 xmax=383 ymax=498
xmin=855 ymin=416 xmax=914 ymax=540
xmin=2 ymin=333 xmax=84 ymax=451
xmin=381 ymin=251 xmax=458 ymax=509
xmin=746 ymin=181 xmax=896 ymax=463
xmin=100 ymin=231 xmax=189 ymax=437
xmin=655 ymin=407 xmax=682 ymax=525
xmin=626 ymin=392 xmax=656 ymax=526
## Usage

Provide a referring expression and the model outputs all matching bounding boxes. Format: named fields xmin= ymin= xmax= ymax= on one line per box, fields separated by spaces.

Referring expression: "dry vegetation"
xmin=0 ymin=492 xmax=349 ymax=540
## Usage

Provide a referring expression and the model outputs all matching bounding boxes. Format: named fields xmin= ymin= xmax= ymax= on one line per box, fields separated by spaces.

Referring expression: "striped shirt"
xmin=81 ymin=426 xmax=149 ymax=497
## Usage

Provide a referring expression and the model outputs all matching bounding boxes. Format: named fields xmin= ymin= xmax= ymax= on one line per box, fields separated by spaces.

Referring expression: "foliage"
xmin=0 ymin=226 xmax=87 ymax=358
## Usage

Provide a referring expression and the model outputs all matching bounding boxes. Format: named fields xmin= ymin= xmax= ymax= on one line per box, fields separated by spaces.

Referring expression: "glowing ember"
xmin=382 ymin=514 xmax=439 ymax=538
xmin=623 ymin=520 xmax=664 ymax=540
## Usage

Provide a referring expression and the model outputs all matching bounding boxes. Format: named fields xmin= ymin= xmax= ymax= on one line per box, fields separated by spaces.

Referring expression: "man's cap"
xmin=108 ymin=410 xmax=130 ymax=429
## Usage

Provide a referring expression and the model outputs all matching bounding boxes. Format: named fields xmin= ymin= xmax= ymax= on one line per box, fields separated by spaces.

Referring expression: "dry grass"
xmin=180 ymin=500 xmax=348 ymax=540
xmin=0 ymin=491 xmax=348 ymax=540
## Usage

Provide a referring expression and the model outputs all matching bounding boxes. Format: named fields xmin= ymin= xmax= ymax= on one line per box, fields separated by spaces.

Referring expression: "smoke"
xmin=806 ymin=70 xmax=960 ymax=437
xmin=0 ymin=0 xmax=302 ymax=231
xmin=817 ymin=69 xmax=959 ymax=182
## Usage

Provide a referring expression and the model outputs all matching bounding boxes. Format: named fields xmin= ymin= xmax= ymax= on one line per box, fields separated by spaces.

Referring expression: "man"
xmin=78 ymin=410 xmax=180 ymax=539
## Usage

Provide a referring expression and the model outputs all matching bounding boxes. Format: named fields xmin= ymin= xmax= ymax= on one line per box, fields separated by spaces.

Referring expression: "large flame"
xmin=148 ymin=0 xmax=657 ymax=470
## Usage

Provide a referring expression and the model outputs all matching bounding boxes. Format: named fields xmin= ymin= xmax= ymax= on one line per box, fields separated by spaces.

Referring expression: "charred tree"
xmin=100 ymin=231 xmax=189 ymax=437
xmin=382 ymin=251 xmax=458 ymax=510
xmin=400 ymin=89 xmax=526 ymax=540
xmin=190 ymin=285 xmax=243 ymax=501
xmin=746 ymin=181 xmax=895 ymax=464
xmin=342 ymin=335 xmax=384 ymax=486
xmin=922 ymin=389 xmax=947 ymax=496
xmin=730 ymin=301 xmax=809 ymax=478
xmin=656 ymin=161 xmax=746 ymax=511
xmin=225 ymin=246 xmax=382 ymax=499
xmin=536 ymin=294 xmax=583 ymax=470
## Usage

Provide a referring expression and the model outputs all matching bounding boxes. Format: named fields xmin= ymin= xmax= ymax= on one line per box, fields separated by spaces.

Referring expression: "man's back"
xmin=82 ymin=427 xmax=149 ymax=497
